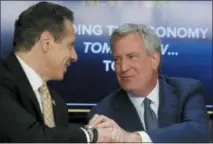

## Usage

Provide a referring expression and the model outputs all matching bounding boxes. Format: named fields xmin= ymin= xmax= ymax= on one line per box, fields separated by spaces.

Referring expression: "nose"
xmin=120 ymin=59 xmax=130 ymax=72
xmin=70 ymin=47 xmax=78 ymax=62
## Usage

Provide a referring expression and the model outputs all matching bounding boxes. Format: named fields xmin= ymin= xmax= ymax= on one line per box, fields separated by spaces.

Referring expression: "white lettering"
xmin=200 ymin=28 xmax=208 ymax=39
xmin=106 ymin=25 xmax=118 ymax=35
xmin=84 ymin=42 xmax=92 ymax=53
xmin=188 ymin=28 xmax=199 ymax=39
xmin=103 ymin=60 xmax=115 ymax=72
xmin=83 ymin=42 xmax=111 ymax=54
xmin=177 ymin=27 xmax=187 ymax=38
xmin=103 ymin=60 xmax=111 ymax=72
xmin=75 ymin=24 xmax=208 ymax=39
xmin=155 ymin=26 xmax=167 ymax=38
xmin=161 ymin=44 xmax=169 ymax=55
xmin=151 ymin=26 xmax=208 ymax=39
xmin=73 ymin=24 xmax=103 ymax=36
xmin=167 ymin=27 xmax=176 ymax=38
xmin=102 ymin=43 xmax=111 ymax=53
xmin=91 ymin=42 xmax=102 ymax=54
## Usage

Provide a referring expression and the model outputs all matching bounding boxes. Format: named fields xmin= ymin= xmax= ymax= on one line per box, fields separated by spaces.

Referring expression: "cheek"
xmin=115 ymin=68 xmax=120 ymax=78
xmin=51 ymin=53 xmax=66 ymax=70
xmin=59 ymin=56 xmax=68 ymax=66
xmin=136 ymin=60 xmax=153 ymax=76
xmin=114 ymin=63 xmax=120 ymax=72
xmin=114 ymin=67 xmax=122 ymax=82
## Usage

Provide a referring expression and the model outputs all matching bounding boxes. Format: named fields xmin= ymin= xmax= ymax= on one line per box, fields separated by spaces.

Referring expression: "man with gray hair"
xmin=89 ymin=23 xmax=210 ymax=142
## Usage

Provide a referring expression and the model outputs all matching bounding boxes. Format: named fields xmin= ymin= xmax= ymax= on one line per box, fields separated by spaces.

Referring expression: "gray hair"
xmin=110 ymin=23 xmax=162 ymax=55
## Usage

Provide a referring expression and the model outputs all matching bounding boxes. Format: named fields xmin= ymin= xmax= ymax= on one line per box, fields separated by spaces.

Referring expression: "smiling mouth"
xmin=64 ymin=62 xmax=71 ymax=72
xmin=121 ymin=76 xmax=133 ymax=80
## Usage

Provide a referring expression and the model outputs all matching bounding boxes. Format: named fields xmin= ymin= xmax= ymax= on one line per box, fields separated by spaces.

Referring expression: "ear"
xmin=150 ymin=52 xmax=160 ymax=71
xmin=39 ymin=31 xmax=54 ymax=53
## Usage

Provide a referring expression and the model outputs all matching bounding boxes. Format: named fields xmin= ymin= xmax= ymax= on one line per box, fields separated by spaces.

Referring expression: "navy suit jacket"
xmin=89 ymin=75 xmax=210 ymax=142
xmin=0 ymin=53 xmax=87 ymax=142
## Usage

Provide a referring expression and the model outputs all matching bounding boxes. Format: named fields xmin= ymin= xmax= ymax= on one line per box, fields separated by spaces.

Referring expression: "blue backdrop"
xmin=1 ymin=1 xmax=212 ymax=110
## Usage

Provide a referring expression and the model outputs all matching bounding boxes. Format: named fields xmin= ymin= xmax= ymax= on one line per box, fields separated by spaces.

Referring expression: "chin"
xmin=120 ymin=83 xmax=135 ymax=91
xmin=58 ymin=75 xmax=64 ymax=80
xmin=53 ymin=74 xmax=64 ymax=81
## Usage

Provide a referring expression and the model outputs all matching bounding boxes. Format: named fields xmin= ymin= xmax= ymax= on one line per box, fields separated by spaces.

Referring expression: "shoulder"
xmin=89 ymin=89 xmax=122 ymax=116
xmin=0 ymin=59 xmax=8 ymax=74
xmin=0 ymin=59 xmax=16 ymax=88
xmin=0 ymin=63 xmax=18 ymax=101
xmin=161 ymin=75 xmax=202 ymax=89
xmin=0 ymin=56 xmax=16 ymax=81
xmin=97 ymin=89 xmax=122 ymax=107
xmin=160 ymin=75 xmax=203 ymax=97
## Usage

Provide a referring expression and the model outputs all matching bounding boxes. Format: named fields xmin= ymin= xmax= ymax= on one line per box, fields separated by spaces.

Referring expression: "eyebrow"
xmin=126 ymin=52 xmax=139 ymax=56
xmin=113 ymin=55 xmax=120 ymax=59
xmin=113 ymin=52 xmax=139 ymax=57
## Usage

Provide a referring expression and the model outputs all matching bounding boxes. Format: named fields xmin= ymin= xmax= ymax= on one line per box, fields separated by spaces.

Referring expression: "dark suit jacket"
xmin=0 ymin=53 xmax=87 ymax=142
xmin=89 ymin=75 xmax=210 ymax=142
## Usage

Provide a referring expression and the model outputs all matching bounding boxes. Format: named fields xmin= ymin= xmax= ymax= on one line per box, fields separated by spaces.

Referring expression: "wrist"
xmin=87 ymin=129 xmax=94 ymax=142
xmin=127 ymin=132 xmax=142 ymax=142
xmin=84 ymin=125 xmax=98 ymax=143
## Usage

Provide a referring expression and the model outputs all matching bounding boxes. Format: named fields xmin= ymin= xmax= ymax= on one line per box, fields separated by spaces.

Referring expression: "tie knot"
xmin=39 ymin=82 xmax=49 ymax=93
xmin=143 ymin=98 xmax=151 ymax=106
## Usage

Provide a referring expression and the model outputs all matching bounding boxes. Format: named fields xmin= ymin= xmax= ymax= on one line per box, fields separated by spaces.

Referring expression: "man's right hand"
xmin=96 ymin=127 xmax=113 ymax=143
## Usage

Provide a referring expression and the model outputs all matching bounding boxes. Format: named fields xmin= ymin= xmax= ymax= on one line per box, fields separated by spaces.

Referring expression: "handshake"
xmin=85 ymin=114 xmax=142 ymax=143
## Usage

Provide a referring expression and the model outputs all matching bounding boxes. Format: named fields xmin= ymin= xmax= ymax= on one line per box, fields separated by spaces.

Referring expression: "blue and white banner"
xmin=1 ymin=1 xmax=212 ymax=108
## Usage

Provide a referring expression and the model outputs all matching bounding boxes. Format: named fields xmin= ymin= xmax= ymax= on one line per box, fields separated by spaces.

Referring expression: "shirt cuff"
xmin=80 ymin=127 xmax=90 ymax=143
xmin=137 ymin=131 xmax=153 ymax=143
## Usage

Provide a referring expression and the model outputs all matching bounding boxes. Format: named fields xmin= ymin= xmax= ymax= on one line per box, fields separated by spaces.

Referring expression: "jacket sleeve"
xmin=0 ymin=86 xmax=87 ymax=143
xmin=146 ymin=82 xmax=210 ymax=143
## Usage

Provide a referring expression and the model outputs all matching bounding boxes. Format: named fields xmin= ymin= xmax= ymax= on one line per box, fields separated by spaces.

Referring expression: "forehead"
xmin=115 ymin=32 xmax=144 ymax=45
xmin=113 ymin=32 xmax=146 ymax=54
xmin=63 ymin=19 xmax=75 ymax=41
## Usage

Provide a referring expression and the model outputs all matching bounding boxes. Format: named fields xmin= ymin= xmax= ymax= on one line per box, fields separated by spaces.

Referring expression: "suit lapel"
xmin=158 ymin=76 xmax=179 ymax=128
xmin=114 ymin=77 xmax=179 ymax=130
xmin=5 ymin=53 xmax=43 ymax=121
xmin=113 ymin=90 xmax=144 ymax=132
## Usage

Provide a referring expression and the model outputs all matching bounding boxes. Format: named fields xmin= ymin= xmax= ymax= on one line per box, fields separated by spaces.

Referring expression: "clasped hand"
xmin=88 ymin=114 xmax=141 ymax=143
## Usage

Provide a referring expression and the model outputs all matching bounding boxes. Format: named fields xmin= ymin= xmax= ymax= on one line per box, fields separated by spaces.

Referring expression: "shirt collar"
xmin=16 ymin=55 xmax=43 ymax=91
xmin=128 ymin=80 xmax=159 ymax=107
xmin=146 ymin=80 xmax=159 ymax=107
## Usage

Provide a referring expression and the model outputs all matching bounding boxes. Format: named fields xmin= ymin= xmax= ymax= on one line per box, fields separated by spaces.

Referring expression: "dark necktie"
xmin=144 ymin=98 xmax=158 ymax=130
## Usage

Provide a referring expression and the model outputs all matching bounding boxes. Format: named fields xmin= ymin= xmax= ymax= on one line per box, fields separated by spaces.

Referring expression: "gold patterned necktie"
xmin=39 ymin=82 xmax=55 ymax=128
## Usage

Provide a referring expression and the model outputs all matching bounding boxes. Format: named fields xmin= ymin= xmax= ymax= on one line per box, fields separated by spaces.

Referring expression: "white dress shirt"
xmin=128 ymin=80 xmax=159 ymax=143
xmin=16 ymin=55 xmax=44 ymax=112
xmin=16 ymin=55 xmax=90 ymax=143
